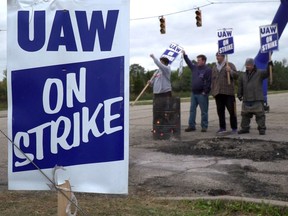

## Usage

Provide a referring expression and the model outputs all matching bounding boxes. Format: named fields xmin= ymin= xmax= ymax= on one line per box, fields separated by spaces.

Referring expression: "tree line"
xmin=130 ymin=59 xmax=288 ymax=100
xmin=0 ymin=70 xmax=7 ymax=109
xmin=0 ymin=60 xmax=287 ymax=109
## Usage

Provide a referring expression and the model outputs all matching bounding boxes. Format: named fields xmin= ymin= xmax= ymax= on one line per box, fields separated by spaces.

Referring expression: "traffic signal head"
xmin=195 ymin=10 xmax=202 ymax=27
xmin=159 ymin=16 xmax=166 ymax=34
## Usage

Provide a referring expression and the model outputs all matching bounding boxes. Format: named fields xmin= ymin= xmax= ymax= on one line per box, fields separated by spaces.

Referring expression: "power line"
xmin=131 ymin=3 xmax=211 ymax=20
xmin=210 ymin=0 xmax=278 ymax=3
xmin=131 ymin=0 xmax=279 ymax=21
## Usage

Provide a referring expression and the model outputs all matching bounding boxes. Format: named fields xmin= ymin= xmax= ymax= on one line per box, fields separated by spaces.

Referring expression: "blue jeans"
xmin=188 ymin=93 xmax=209 ymax=129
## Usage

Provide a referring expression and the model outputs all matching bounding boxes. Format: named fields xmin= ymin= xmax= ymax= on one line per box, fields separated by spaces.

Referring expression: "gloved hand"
xmin=268 ymin=61 xmax=273 ymax=67
xmin=238 ymin=96 xmax=243 ymax=101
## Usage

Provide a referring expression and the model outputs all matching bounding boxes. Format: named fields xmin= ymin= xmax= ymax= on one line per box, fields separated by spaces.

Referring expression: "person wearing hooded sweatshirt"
xmin=237 ymin=58 xmax=272 ymax=135
xmin=149 ymin=54 xmax=172 ymax=97
xmin=148 ymin=53 xmax=172 ymax=115
xmin=183 ymin=50 xmax=212 ymax=132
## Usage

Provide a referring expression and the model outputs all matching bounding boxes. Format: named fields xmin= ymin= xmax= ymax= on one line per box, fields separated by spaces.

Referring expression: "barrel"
xmin=152 ymin=96 xmax=180 ymax=140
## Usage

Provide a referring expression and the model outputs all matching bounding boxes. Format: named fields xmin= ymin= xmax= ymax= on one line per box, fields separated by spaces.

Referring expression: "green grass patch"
xmin=0 ymin=101 xmax=7 ymax=110
xmin=0 ymin=191 xmax=288 ymax=216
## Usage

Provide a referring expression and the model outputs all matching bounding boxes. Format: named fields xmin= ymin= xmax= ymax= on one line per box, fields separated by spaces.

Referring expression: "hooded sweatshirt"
xmin=150 ymin=56 xmax=172 ymax=94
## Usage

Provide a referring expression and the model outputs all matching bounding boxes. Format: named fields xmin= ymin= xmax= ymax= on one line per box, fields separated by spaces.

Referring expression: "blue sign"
xmin=12 ymin=57 xmax=124 ymax=172
xmin=260 ymin=24 xmax=279 ymax=53
xmin=161 ymin=43 xmax=183 ymax=64
xmin=217 ymin=29 xmax=234 ymax=55
xmin=8 ymin=0 xmax=129 ymax=193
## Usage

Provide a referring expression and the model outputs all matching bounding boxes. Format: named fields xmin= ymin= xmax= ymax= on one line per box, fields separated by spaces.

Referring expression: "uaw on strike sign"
xmin=217 ymin=28 xmax=234 ymax=55
xmin=7 ymin=0 xmax=129 ymax=194
xmin=260 ymin=24 xmax=279 ymax=53
xmin=161 ymin=43 xmax=183 ymax=65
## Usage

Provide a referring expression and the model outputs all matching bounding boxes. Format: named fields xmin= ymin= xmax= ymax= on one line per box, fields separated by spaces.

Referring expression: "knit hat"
xmin=216 ymin=52 xmax=225 ymax=57
xmin=245 ymin=58 xmax=254 ymax=66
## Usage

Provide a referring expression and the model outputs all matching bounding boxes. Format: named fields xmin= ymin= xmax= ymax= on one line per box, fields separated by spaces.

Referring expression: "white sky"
xmin=0 ymin=0 xmax=287 ymax=79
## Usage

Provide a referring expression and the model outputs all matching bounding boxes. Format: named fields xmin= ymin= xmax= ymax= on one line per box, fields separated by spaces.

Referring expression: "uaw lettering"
xmin=260 ymin=24 xmax=279 ymax=53
xmin=18 ymin=10 xmax=119 ymax=52
xmin=11 ymin=8 xmax=125 ymax=172
xmin=161 ymin=43 xmax=183 ymax=64
xmin=217 ymin=29 xmax=234 ymax=55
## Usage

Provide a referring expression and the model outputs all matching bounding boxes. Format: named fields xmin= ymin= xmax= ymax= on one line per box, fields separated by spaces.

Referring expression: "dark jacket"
xmin=184 ymin=54 xmax=212 ymax=95
xmin=211 ymin=62 xmax=238 ymax=97
xmin=238 ymin=66 xmax=269 ymax=102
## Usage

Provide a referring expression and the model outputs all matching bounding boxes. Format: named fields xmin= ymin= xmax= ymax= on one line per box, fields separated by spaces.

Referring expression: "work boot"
xmin=185 ymin=127 xmax=196 ymax=132
xmin=238 ymin=129 xmax=249 ymax=134
xmin=201 ymin=128 xmax=207 ymax=132
xmin=259 ymin=130 xmax=265 ymax=135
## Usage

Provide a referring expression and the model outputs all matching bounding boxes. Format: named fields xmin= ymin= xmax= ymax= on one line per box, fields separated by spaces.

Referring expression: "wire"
xmin=131 ymin=0 xmax=279 ymax=21
xmin=0 ymin=129 xmax=89 ymax=216
xmin=131 ymin=3 xmax=212 ymax=20
xmin=211 ymin=0 xmax=278 ymax=3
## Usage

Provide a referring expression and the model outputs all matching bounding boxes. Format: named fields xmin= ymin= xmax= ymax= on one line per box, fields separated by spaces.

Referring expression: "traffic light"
xmin=159 ymin=16 xmax=166 ymax=34
xmin=195 ymin=9 xmax=202 ymax=27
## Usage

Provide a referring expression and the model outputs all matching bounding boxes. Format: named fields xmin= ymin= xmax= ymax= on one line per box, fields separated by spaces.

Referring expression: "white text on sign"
xmin=13 ymin=67 xmax=123 ymax=167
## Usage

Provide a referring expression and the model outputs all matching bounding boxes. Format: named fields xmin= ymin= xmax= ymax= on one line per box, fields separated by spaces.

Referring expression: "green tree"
xmin=129 ymin=64 xmax=146 ymax=95
xmin=269 ymin=60 xmax=288 ymax=90
xmin=0 ymin=69 xmax=7 ymax=107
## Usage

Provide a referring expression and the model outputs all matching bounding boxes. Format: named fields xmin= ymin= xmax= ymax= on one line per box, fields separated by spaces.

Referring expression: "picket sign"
xmin=161 ymin=42 xmax=183 ymax=65
xmin=217 ymin=28 xmax=234 ymax=85
xmin=7 ymin=0 xmax=129 ymax=195
xmin=259 ymin=23 xmax=279 ymax=85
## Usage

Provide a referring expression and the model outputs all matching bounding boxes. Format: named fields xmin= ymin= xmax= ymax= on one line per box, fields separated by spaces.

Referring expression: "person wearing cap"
xmin=211 ymin=52 xmax=238 ymax=134
xmin=183 ymin=50 xmax=212 ymax=132
xmin=237 ymin=58 xmax=272 ymax=135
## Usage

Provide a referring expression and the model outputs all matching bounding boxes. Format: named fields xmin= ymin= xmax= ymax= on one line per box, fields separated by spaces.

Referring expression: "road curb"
xmin=158 ymin=195 xmax=288 ymax=207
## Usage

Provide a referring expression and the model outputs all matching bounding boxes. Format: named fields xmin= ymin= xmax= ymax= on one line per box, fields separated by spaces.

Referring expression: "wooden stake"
xmin=130 ymin=72 xmax=157 ymax=106
xmin=226 ymin=55 xmax=231 ymax=85
xmin=269 ymin=51 xmax=273 ymax=85
xmin=130 ymin=82 xmax=150 ymax=106
xmin=58 ymin=180 xmax=72 ymax=216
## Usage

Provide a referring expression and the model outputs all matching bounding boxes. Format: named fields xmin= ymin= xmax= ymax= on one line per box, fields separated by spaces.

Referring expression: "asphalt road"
xmin=129 ymin=92 xmax=288 ymax=203
xmin=1 ymin=93 xmax=288 ymax=205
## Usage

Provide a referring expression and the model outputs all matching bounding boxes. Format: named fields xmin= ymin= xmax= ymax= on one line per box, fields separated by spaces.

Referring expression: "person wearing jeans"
xmin=183 ymin=50 xmax=212 ymax=132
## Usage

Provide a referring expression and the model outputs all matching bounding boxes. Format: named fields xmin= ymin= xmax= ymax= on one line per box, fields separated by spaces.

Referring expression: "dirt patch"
xmin=157 ymin=137 xmax=288 ymax=161
xmin=128 ymin=137 xmax=288 ymax=201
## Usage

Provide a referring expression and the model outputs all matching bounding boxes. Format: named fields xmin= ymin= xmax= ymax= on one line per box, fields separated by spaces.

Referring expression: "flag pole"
xmin=130 ymin=73 xmax=157 ymax=106
xmin=269 ymin=51 xmax=273 ymax=84
xmin=226 ymin=54 xmax=231 ymax=85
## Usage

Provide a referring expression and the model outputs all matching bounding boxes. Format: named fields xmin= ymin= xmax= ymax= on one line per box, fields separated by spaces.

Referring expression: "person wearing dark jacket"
xmin=211 ymin=52 xmax=238 ymax=134
xmin=183 ymin=50 xmax=212 ymax=132
xmin=237 ymin=58 xmax=272 ymax=135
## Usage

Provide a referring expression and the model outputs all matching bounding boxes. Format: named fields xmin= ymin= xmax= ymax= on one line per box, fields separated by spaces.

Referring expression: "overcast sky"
xmin=0 ymin=0 xmax=287 ymax=80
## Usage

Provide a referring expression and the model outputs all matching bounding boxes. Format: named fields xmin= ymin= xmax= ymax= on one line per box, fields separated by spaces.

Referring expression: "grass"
xmin=0 ymin=191 xmax=288 ymax=216
xmin=0 ymin=101 xmax=7 ymax=111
